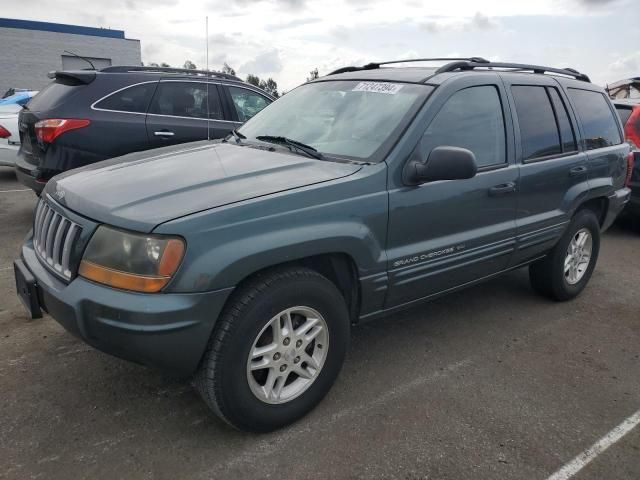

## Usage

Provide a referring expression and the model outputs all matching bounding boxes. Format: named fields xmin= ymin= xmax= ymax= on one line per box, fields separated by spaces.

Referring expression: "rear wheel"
xmin=195 ymin=267 xmax=350 ymax=432
xmin=529 ymin=209 xmax=600 ymax=301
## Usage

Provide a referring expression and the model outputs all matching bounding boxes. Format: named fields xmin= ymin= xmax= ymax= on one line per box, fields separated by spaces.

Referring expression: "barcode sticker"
xmin=352 ymin=82 xmax=403 ymax=95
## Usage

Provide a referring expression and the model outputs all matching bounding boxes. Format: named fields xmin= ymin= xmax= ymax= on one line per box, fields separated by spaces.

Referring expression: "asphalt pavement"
xmin=0 ymin=166 xmax=639 ymax=480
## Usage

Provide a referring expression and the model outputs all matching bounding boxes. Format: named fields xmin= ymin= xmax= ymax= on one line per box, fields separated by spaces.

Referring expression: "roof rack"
xmin=328 ymin=57 xmax=489 ymax=76
xmin=100 ymin=65 xmax=243 ymax=82
xmin=435 ymin=60 xmax=591 ymax=82
xmin=327 ymin=57 xmax=590 ymax=83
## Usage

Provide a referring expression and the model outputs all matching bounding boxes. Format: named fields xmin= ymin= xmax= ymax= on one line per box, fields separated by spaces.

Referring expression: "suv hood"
xmin=46 ymin=141 xmax=362 ymax=232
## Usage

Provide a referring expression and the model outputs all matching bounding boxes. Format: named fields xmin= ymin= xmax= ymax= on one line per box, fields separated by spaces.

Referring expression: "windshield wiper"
xmin=255 ymin=135 xmax=324 ymax=160
xmin=225 ymin=129 xmax=245 ymax=144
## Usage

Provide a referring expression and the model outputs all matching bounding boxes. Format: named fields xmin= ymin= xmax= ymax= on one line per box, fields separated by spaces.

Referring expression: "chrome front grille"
xmin=33 ymin=199 xmax=82 ymax=280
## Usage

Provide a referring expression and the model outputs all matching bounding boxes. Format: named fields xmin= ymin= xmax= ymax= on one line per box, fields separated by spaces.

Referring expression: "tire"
xmin=529 ymin=209 xmax=601 ymax=301
xmin=194 ymin=267 xmax=350 ymax=432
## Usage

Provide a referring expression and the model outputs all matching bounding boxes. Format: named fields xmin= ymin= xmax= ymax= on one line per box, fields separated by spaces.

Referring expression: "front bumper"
xmin=18 ymin=236 xmax=234 ymax=377
xmin=602 ymin=187 xmax=632 ymax=230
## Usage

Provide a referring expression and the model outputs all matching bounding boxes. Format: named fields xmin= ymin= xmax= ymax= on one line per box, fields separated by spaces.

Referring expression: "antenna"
xmin=206 ymin=16 xmax=211 ymax=141
xmin=63 ymin=50 xmax=96 ymax=70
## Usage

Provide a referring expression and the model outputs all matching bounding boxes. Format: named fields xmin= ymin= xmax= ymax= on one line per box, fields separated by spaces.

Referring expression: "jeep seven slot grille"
xmin=33 ymin=199 xmax=81 ymax=281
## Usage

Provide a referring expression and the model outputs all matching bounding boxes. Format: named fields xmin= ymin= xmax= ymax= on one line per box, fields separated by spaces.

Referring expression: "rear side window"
xmin=148 ymin=82 xmax=223 ymax=120
xmin=228 ymin=86 xmax=271 ymax=122
xmin=615 ymin=105 xmax=633 ymax=126
xmin=567 ymin=88 xmax=622 ymax=150
xmin=512 ymin=86 xmax=563 ymax=160
xmin=94 ymin=83 xmax=156 ymax=113
xmin=422 ymin=85 xmax=506 ymax=168
xmin=547 ymin=88 xmax=577 ymax=153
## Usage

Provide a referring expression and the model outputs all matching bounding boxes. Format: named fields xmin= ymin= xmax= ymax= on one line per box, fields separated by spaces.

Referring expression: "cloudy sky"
xmin=15 ymin=0 xmax=640 ymax=91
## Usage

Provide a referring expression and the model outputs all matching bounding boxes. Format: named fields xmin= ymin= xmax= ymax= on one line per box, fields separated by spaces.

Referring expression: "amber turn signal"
xmin=79 ymin=261 xmax=171 ymax=293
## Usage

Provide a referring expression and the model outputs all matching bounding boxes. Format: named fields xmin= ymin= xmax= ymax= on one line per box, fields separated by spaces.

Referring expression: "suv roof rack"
xmin=100 ymin=65 xmax=243 ymax=82
xmin=328 ymin=57 xmax=490 ymax=75
xmin=434 ymin=60 xmax=591 ymax=82
xmin=328 ymin=57 xmax=590 ymax=83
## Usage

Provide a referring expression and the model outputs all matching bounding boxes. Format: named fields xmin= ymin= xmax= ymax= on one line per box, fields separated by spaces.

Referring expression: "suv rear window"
xmin=567 ymin=88 xmax=622 ymax=150
xmin=615 ymin=105 xmax=633 ymax=126
xmin=94 ymin=83 xmax=156 ymax=113
xmin=26 ymin=81 xmax=83 ymax=111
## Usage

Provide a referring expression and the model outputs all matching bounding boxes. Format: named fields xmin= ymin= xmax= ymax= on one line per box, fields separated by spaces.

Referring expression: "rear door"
xmin=90 ymin=81 xmax=157 ymax=159
xmin=502 ymin=76 xmax=588 ymax=265
xmin=145 ymin=81 xmax=232 ymax=147
xmin=566 ymin=88 xmax=627 ymax=199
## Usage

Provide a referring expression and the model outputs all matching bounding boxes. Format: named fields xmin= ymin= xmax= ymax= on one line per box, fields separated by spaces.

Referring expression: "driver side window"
xmin=422 ymin=85 xmax=506 ymax=168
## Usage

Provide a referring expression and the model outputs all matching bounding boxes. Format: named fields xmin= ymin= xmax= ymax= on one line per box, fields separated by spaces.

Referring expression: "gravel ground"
xmin=0 ymin=167 xmax=639 ymax=480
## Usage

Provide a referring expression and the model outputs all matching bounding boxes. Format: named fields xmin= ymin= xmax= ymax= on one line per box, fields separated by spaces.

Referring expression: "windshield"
xmin=238 ymin=80 xmax=431 ymax=162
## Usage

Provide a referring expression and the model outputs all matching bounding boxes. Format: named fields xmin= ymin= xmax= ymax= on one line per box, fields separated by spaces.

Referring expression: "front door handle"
xmin=489 ymin=182 xmax=516 ymax=196
xmin=154 ymin=130 xmax=175 ymax=137
xmin=569 ymin=165 xmax=588 ymax=177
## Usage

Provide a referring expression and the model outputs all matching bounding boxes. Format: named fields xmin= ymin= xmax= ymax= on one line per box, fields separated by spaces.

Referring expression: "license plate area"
xmin=14 ymin=259 xmax=42 ymax=319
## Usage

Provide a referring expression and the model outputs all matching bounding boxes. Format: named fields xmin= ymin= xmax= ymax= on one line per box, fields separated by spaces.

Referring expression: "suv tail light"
xmin=35 ymin=118 xmax=90 ymax=144
xmin=624 ymin=106 xmax=640 ymax=151
xmin=625 ymin=151 xmax=634 ymax=188
xmin=0 ymin=125 xmax=10 ymax=139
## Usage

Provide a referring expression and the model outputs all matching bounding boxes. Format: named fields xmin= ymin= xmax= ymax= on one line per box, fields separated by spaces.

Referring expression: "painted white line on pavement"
xmin=0 ymin=189 xmax=30 ymax=193
xmin=546 ymin=409 xmax=640 ymax=480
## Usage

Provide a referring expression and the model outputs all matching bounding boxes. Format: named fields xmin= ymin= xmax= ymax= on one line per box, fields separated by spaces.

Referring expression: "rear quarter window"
xmin=94 ymin=83 xmax=156 ymax=113
xmin=568 ymin=88 xmax=622 ymax=150
xmin=615 ymin=105 xmax=633 ymax=126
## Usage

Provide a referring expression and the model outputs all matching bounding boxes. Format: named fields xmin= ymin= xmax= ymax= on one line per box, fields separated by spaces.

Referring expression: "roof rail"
xmin=435 ymin=60 xmax=591 ymax=82
xmin=100 ymin=65 xmax=243 ymax=82
xmin=327 ymin=57 xmax=489 ymax=76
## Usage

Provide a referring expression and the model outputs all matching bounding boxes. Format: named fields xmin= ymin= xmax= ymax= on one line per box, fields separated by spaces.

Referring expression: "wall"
xmin=0 ymin=27 xmax=141 ymax=94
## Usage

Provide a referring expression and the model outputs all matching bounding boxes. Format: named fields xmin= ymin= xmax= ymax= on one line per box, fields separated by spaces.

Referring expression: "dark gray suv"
xmin=15 ymin=66 xmax=274 ymax=193
xmin=14 ymin=58 xmax=632 ymax=432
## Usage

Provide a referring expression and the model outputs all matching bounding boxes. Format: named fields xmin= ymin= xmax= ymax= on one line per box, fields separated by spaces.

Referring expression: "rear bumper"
xmin=625 ymin=184 xmax=640 ymax=217
xmin=19 ymin=236 xmax=234 ymax=377
xmin=14 ymin=155 xmax=45 ymax=193
xmin=0 ymin=142 xmax=18 ymax=167
xmin=603 ymin=187 xmax=632 ymax=230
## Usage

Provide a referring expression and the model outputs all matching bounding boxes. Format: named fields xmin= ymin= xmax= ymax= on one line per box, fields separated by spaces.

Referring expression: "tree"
xmin=246 ymin=74 xmax=260 ymax=87
xmin=183 ymin=60 xmax=197 ymax=70
xmin=262 ymin=78 xmax=279 ymax=98
xmin=245 ymin=74 xmax=280 ymax=98
xmin=306 ymin=68 xmax=319 ymax=82
xmin=147 ymin=62 xmax=159 ymax=67
xmin=222 ymin=63 xmax=236 ymax=76
xmin=160 ymin=62 xmax=171 ymax=68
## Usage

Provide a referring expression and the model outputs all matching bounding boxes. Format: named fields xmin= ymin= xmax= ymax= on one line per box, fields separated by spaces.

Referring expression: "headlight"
xmin=79 ymin=226 xmax=185 ymax=293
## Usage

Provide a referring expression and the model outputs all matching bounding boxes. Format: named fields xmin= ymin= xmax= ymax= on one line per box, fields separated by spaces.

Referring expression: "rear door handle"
xmin=489 ymin=182 xmax=516 ymax=196
xmin=154 ymin=130 xmax=175 ymax=137
xmin=569 ymin=166 xmax=588 ymax=177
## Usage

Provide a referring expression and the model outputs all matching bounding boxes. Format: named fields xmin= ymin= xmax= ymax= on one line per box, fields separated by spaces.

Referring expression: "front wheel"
xmin=529 ymin=209 xmax=601 ymax=301
xmin=195 ymin=267 xmax=350 ymax=432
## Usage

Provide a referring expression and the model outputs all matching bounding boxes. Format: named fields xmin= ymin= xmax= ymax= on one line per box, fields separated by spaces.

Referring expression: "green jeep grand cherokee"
xmin=14 ymin=58 xmax=632 ymax=432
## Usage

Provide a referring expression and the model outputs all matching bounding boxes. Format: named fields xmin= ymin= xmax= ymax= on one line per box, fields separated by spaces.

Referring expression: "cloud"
xmin=239 ymin=48 xmax=284 ymax=75
xmin=419 ymin=12 xmax=497 ymax=33
xmin=265 ymin=17 xmax=321 ymax=31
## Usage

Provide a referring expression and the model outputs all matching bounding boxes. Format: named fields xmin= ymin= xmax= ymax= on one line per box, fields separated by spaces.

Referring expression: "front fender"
xmin=155 ymin=166 xmax=389 ymax=293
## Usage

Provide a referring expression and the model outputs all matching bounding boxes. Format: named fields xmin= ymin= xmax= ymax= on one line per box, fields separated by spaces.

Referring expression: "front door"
xmin=386 ymin=77 xmax=518 ymax=308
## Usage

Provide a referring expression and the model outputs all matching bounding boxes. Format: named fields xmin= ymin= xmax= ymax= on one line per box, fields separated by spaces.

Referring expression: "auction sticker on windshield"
xmin=353 ymin=82 xmax=404 ymax=94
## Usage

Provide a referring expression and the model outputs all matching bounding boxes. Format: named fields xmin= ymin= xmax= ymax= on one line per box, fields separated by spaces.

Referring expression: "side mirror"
xmin=404 ymin=146 xmax=478 ymax=185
